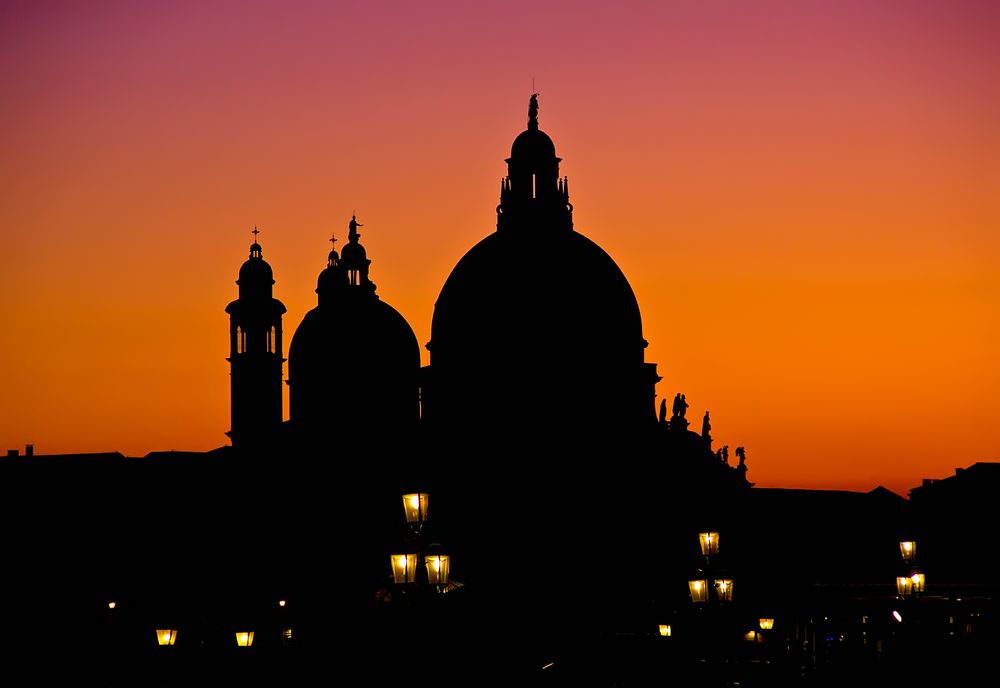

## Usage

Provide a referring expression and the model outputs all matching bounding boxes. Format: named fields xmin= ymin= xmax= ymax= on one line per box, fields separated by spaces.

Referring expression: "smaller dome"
xmin=237 ymin=242 xmax=275 ymax=298
xmin=238 ymin=256 xmax=273 ymax=283
xmin=510 ymin=128 xmax=556 ymax=161
xmin=316 ymin=263 xmax=347 ymax=301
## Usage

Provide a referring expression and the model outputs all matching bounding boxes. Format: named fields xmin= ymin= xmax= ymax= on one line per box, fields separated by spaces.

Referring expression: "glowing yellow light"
xmin=392 ymin=553 xmax=418 ymax=583
xmin=432 ymin=557 xmax=441 ymax=571
xmin=156 ymin=629 xmax=177 ymax=646
xmin=698 ymin=532 xmax=720 ymax=557
xmin=108 ymin=601 xmax=116 ymax=609
xmin=759 ymin=618 xmax=774 ymax=630
xmin=235 ymin=631 xmax=254 ymax=647
xmin=688 ymin=579 xmax=709 ymax=603
xmin=658 ymin=624 xmax=671 ymax=637
xmin=402 ymin=493 xmax=429 ymax=525
xmin=278 ymin=599 xmax=286 ymax=607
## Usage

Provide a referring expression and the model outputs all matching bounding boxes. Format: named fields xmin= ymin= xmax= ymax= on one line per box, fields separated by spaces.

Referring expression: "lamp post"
xmin=390 ymin=492 xmax=452 ymax=596
xmin=895 ymin=539 xmax=925 ymax=600
xmin=689 ymin=531 xmax=733 ymax=607
xmin=686 ymin=531 xmax=737 ymax=679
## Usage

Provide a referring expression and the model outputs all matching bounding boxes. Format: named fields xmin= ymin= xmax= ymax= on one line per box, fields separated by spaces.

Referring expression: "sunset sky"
xmin=1 ymin=0 xmax=997 ymax=497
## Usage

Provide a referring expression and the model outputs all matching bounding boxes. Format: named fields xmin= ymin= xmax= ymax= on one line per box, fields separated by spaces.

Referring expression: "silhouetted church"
xmin=228 ymin=96 xmax=663 ymax=451
xmin=3 ymin=96 xmax=997 ymax=687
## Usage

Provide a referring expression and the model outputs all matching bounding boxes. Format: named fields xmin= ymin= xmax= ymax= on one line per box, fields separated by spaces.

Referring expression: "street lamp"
xmin=714 ymin=578 xmax=734 ymax=603
xmin=699 ymin=531 xmax=720 ymax=558
xmin=390 ymin=492 xmax=455 ymax=594
xmin=391 ymin=553 xmax=420 ymax=584
xmin=689 ymin=532 xmax=733 ymax=605
xmin=688 ymin=578 xmax=710 ymax=604
xmin=425 ymin=554 xmax=451 ymax=587
xmin=659 ymin=623 xmax=672 ymax=637
xmin=155 ymin=629 xmax=177 ymax=646
xmin=895 ymin=539 xmax=925 ymax=598
xmin=402 ymin=493 xmax=429 ymax=533
xmin=235 ymin=631 xmax=254 ymax=647
xmin=895 ymin=576 xmax=913 ymax=597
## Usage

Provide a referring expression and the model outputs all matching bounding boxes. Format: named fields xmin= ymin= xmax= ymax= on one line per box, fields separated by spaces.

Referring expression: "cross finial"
xmin=329 ymin=233 xmax=337 ymax=248
xmin=251 ymin=226 xmax=260 ymax=242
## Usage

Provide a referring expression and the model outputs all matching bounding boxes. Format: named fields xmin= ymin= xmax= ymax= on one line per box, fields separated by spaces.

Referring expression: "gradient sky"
xmin=2 ymin=0 xmax=997 ymax=497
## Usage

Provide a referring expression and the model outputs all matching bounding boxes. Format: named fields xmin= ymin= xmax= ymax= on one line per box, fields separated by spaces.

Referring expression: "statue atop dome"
xmin=528 ymin=93 xmax=539 ymax=130
xmin=341 ymin=214 xmax=374 ymax=292
xmin=349 ymin=214 xmax=363 ymax=242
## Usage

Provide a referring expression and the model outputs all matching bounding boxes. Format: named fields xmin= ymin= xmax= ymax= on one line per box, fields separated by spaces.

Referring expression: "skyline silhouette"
xmin=2 ymin=1 xmax=998 ymax=497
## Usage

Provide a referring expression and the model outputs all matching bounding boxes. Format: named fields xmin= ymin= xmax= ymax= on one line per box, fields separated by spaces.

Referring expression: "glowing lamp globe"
xmin=156 ymin=629 xmax=177 ymax=646
xmin=689 ymin=579 xmax=709 ymax=603
xmin=698 ymin=532 xmax=720 ymax=558
xmin=391 ymin=553 xmax=419 ymax=584
xmin=425 ymin=554 xmax=451 ymax=586
xmin=402 ymin=493 xmax=429 ymax=528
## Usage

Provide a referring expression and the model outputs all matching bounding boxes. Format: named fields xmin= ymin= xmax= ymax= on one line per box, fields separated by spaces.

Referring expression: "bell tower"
xmin=225 ymin=229 xmax=287 ymax=450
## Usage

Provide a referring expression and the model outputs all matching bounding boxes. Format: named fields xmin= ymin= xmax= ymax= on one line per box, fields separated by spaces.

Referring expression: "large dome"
xmin=432 ymin=229 xmax=643 ymax=355
xmin=424 ymin=96 xmax=657 ymax=437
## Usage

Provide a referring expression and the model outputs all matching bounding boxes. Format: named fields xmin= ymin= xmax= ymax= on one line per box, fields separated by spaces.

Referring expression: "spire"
xmin=250 ymin=226 xmax=263 ymax=258
xmin=528 ymin=93 xmax=539 ymax=131
xmin=328 ymin=233 xmax=339 ymax=267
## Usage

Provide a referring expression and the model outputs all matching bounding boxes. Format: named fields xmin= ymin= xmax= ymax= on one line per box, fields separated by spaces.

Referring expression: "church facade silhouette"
xmin=2 ymin=96 xmax=997 ymax=686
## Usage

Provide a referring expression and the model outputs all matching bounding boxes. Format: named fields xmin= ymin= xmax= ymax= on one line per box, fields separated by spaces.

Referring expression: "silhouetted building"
xmin=225 ymin=237 xmax=286 ymax=450
xmin=3 ymin=95 xmax=997 ymax=687
xmin=287 ymin=219 xmax=419 ymax=442
xmin=423 ymin=95 xmax=659 ymax=440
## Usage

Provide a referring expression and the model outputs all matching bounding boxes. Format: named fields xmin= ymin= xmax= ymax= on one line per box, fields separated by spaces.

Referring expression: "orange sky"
xmin=1 ymin=1 xmax=998 ymax=497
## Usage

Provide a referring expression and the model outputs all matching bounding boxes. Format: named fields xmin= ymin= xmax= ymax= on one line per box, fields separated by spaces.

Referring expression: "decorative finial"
xmin=528 ymin=93 xmax=539 ymax=130
xmin=251 ymin=226 xmax=260 ymax=243
xmin=329 ymin=233 xmax=337 ymax=249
